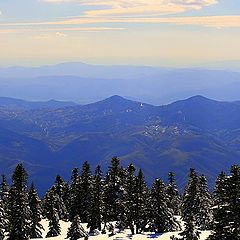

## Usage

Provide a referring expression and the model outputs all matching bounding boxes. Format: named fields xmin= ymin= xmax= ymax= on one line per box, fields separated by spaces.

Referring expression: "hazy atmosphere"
xmin=0 ymin=0 xmax=240 ymax=67
xmin=0 ymin=1 xmax=239 ymax=240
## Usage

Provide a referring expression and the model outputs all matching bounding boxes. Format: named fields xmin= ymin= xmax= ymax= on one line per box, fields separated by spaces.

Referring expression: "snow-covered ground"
xmin=33 ymin=219 xmax=211 ymax=240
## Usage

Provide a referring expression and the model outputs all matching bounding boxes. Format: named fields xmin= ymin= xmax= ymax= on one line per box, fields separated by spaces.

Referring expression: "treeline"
xmin=0 ymin=157 xmax=239 ymax=240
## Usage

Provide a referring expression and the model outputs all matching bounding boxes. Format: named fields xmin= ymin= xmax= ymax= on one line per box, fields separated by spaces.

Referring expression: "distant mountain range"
xmin=1 ymin=62 xmax=240 ymax=104
xmin=0 ymin=95 xmax=240 ymax=194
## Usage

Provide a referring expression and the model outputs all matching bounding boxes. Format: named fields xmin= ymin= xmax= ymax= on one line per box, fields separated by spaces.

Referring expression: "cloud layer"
xmin=43 ymin=0 xmax=218 ymax=16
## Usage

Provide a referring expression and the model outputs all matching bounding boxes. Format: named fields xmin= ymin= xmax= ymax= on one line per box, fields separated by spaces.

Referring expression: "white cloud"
xmin=0 ymin=27 xmax=126 ymax=34
xmin=3 ymin=15 xmax=237 ymax=28
xmin=42 ymin=0 xmax=218 ymax=16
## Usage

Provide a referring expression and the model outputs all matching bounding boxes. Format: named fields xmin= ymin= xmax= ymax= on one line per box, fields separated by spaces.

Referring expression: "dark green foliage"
xmin=53 ymin=175 xmax=69 ymax=220
xmin=28 ymin=183 xmax=44 ymax=238
xmin=79 ymin=161 xmax=92 ymax=223
xmin=88 ymin=165 xmax=103 ymax=232
xmin=44 ymin=188 xmax=61 ymax=238
xmin=7 ymin=164 xmax=30 ymax=240
xmin=208 ymin=165 xmax=240 ymax=239
xmin=195 ymin=175 xmax=213 ymax=230
xmin=0 ymin=174 xmax=8 ymax=201
xmin=0 ymin=199 xmax=7 ymax=240
xmin=181 ymin=169 xmax=199 ymax=222
xmin=150 ymin=178 xmax=178 ymax=233
xmin=120 ymin=164 xmax=136 ymax=234
xmin=179 ymin=215 xmax=200 ymax=240
xmin=135 ymin=169 xmax=149 ymax=234
xmin=103 ymin=157 xmax=124 ymax=224
xmin=45 ymin=208 xmax=61 ymax=238
xmin=166 ymin=172 xmax=181 ymax=215
xmin=66 ymin=215 xmax=88 ymax=240
xmin=68 ymin=168 xmax=81 ymax=221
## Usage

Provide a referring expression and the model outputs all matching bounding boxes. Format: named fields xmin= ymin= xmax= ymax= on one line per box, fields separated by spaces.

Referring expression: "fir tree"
xmin=120 ymin=163 xmax=136 ymax=234
xmin=135 ymin=169 xmax=149 ymax=234
xmin=68 ymin=168 xmax=81 ymax=221
xmin=45 ymin=188 xmax=61 ymax=238
xmin=181 ymin=168 xmax=199 ymax=222
xmin=150 ymin=178 xmax=178 ymax=233
xmin=46 ymin=208 xmax=61 ymax=238
xmin=79 ymin=161 xmax=93 ymax=223
xmin=166 ymin=172 xmax=181 ymax=215
xmin=66 ymin=215 xmax=88 ymax=240
xmin=195 ymin=175 xmax=213 ymax=230
xmin=0 ymin=199 xmax=7 ymax=240
xmin=103 ymin=157 xmax=124 ymax=224
xmin=88 ymin=165 xmax=103 ymax=232
xmin=7 ymin=164 xmax=31 ymax=240
xmin=228 ymin=165 xmax=240 ymax=238
xmin=28 ymin=183 xmax=44 ymax=238
xmin=179 ymin=215 xmax=200 ymax=240
xmin=208 ymin=166 xmax=240 ymax=240
xmin=0 ymin=174 xmax=8 ymax=201
xmin=53 ymin=176 xmax=69 ymax=220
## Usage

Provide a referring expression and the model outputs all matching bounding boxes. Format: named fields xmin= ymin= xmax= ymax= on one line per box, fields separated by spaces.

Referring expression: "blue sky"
xmin=0 ymin=0 xmax=239 ymax=66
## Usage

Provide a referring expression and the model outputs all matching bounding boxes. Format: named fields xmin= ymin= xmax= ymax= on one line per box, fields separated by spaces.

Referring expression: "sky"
xmin=0 ymin=0 xmax=240 ymax=67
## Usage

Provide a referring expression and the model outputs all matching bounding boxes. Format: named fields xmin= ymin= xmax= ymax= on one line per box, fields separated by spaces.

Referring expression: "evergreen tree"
xmin=79 ymin=161 xmax=93 ymax=223
xmin=0 ymin=174 xmax=8 ymax=201
xmin=135 ymin=169 xmax=149 ymax=234
xmin=195 ymin=175 xmax=213 ymax=230
xmin=121 ymin=163 xmax=136 ymax=234
xmin=46 ymin=208 xmax=61 ymax=238
xmin=88 ymin=165 xmax=103 ymax=232
xmin=28 ymin=183 xmax=44 ymax=238
xmin=0 ymin=174 xmax=8 ymax=239
xmin=0 ymin=199 xmax=7 ymax=240
xmin=150 ymin=178 xmax=178 ymax=233
xmin=44 ymin=188 xmax=61 ymax=238
xmin=181 ymin=168 xmax=199 ymax=222
xmin=213 ymin=171 xmax=228 ymax=206
xmin=7 ymin=164 xmax=31 ymax=240
xmin=53 ymin=176 xmax=69 ymax=220
xmin=68 ymin=168 xmax=81 ymax=221
xmin=179 ymin=215 xmax=200 ymax=240
xmin=228 ymin=165 xmax=240 ymax=238
xmin=166 ymin=172 xmax=181 ymax=215
xmin=66 ymin=215 xmax=88 ymax=240
xmin=208 ymin=166 xmax=240 ymax=240
xmin=103 ymin=157 xmax=124 ymax=224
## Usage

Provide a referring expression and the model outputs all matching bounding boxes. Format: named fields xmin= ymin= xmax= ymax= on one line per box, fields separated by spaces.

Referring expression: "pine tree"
xmin=88 ymin=165 xmax=103 ymax=232
xmin=44 ymin=188 xmax=61 ymax=238
xmin=0 ymin=199 xmax=7 ymax=240
xmin=179 ymin=215 xmax=200 ymax=240
xmin=66 ymin=215 xmax=88 ymax=240
xmin=28 ymin=183 xmax=44 ymax=238
xmin=0 ymin=174 xmax=8 ymax=201
xmin=79 ymin=161 xmax=93 ymax=223
xmin=150 ymin=178 xmax=178 ymax=233
xmin=0 ymin=174 xmax=8 ymax=239
xmin=181 ymin=168 xmax=199 ymax=222
xmin=195 ymin=175 xmax=213 ymax=230
xmin=7 ymin=164 xmax=31 ymax=240
xmin=228 ymin=165 xmax=240 ymax=238
xmin=68 ymin=168 xmax=81 ymax=221
xmin=166 ymin=172 xmax=181 ymax=215
xmin=46 ymin=208 xmax=61 ymax=238
xmin=208 ymin=166 xmax=240 ymax=240
xmin=53 ymin=175 xmax=69 ymax=220
xmin=120 ymin=163 xmax=136 ymax=234
xmin=135 ymin=169 xmax=149 ymax=234
xmin=103 ymin=157 xmax=124 ymax=224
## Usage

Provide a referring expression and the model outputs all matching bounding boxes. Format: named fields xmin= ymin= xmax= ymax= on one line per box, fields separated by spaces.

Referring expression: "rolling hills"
xmin=0 ymin=95 xmax=240 ymax=193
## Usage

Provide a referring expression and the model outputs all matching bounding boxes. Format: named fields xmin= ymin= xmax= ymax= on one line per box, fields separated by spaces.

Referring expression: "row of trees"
xmin=0 ymin=157 xmax=239 ymax=239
